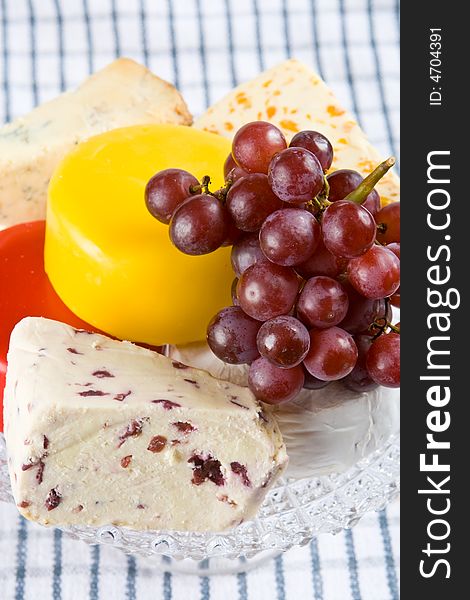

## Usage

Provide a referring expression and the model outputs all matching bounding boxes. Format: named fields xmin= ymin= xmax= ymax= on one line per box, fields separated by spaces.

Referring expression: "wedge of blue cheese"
xmin=4 ymin=318 xmax=287 ymax=532
xmin=0 ymin=58 xmax=191 ymax=228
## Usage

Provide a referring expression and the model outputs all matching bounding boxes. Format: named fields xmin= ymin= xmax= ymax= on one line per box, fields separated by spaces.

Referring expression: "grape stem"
xmin=370 ymin=298 xmax=400 ymax=339
xmin=317 ymin=175 xmax=330 ymax=203
xmin=189 ymin=175 xmax=234 ymax=204
xmin=306 ymin=176 xmax=332 ymax=219
xmin=344 ymin=157 xmax=396 ymax=205
xmin=200 ymin=175 xmax=211 ymax=194
xmin=188 ymin=176 xmax=211 ymax=195
xmin=306 ymin=197 xmax=324 ymax=215
xmin=377 ymin=222 xmax=387 ymax=234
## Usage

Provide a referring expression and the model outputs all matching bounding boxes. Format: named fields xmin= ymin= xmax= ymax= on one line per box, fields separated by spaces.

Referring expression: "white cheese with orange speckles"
xmin=194 ymin=59 xmax=399 ymax=205
xmin=0 ymin=58 xmax=192 ymax=228
xmin=4 ymin=318 xmax=286 ymax=532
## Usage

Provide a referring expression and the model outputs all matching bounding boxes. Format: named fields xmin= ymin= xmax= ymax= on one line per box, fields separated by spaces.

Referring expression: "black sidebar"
xmin=401 ymin=2 xmax=467 ymax=597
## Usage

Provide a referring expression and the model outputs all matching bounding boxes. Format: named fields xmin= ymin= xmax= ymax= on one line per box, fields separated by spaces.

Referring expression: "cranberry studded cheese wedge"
xmin=194 ymin=59 xmax=399 ymax=204
xmin=4 ymin=318 xmax=287 ymax=532
xmin=0 ymin=58 xmax=191 ymax=228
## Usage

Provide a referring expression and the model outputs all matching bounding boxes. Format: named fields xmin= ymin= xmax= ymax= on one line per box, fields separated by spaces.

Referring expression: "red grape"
xmin=259 ymin=208 xmax=321 ymax=266
xmin=303 ymin=327 xmax=358 ymax=381
xmin=289 ymin=130 xmax=334 ymax=171
xmin=232 ymin=121 xmax=287 ymax=174
xmin=390 ymin=290 xmax=400 ymax=308
xmin=231 ymin=232 xmax=270 ymax=277
xmin=387 ymin=242 xmax=401 ymax=307
xmin=231 ymin=277 xmax=239 ymax=305
xmin=224 ymin=153 xmax=237 ymax=177
xmin=303 ymin=367 xmax=331 ymax=390
xmin=326 ymin=169 xmax=380 ymax=216
xmin=295 ymin=238 xmax=347 ymax=279
xmin=207 ymin=306 xmax=260 ymax=364
xmin=322 ymin=200 xmax=376 ymax=258
xmin=226 ymin=173 xmax=283 ymax=232
xmin=169 ymin=194 xmax=229 ymax=255
xmin=221 ymin=217 xmax=243 ymax=247
xmin=248 ymin=357 xmax=304 ymax=404
xmin=268 ymin=147 xmax=324 ymax=204
xmin=224 ymin=153 xmax=248 ymax=183
xmin=327 ymin=169 xmax=363 ymax=201
xmin=256 ymin=315 xmax=310 ymax=368
xmin=342 ymin=334 xmax=378 ymax=392
xmin=237 ymin=262 xmax=300 ymax=321
xmin=145 ymin=168 xmax=199 ymax=224
xmin=297 ymin=276 xmax=349 ymax=328
xmin=347 ymin=246 xmax=400 ymax=299
xmin=362 ymin=190 xmax=381 ymax=217
xmin=339 ymin=281 xmax=390 ymax=334
xmin=366 ymin=332 xmax=400 ymax=388
xmin=386 ymin=242 xmax=400 ymax=259
xmin=376 ymin=202 xmax=400 ymax=244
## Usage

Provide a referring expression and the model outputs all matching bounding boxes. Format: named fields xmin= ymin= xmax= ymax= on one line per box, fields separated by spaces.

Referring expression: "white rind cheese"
xmin=271 ymin=385 xmax=399 ymax=478
xmin=168 ymin=342 xmax=400 ymax=479
xmin=0 ymin=58 xmax=192 ymax=228
xmin=4 ymin=318 xmax=286 ymax=532
xmin=194 ymin=59 xmax=399 ymax=204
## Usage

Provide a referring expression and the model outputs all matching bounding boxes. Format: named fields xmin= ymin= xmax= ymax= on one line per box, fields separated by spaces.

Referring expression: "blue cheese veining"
xmin=0 ymin=59 xmax=191 ymax=228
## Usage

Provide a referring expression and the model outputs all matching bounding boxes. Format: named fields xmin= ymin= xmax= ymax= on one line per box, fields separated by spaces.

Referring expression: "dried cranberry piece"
xmin=45 ymin=488 xmax=61 ymax=511
xmin=230 ymin=462 xmax=251 ymax=487
xmin=118 ymin=419 xmax=144 ymax=447
xmin=93 ymin=370 xmax=114 ymax=378
xmin=36 ymin=460 xmax=45 ymax=485
xmin=184 ymin=378 xmax=200 ymax=388
xmin=188 ymin=454 xmax=225 ymax=486
xmin=22 ymin=457 xmax=46 ymax=484
xmin=172 ymin=422 xmax=196 ymax=434
xmin=67 ymin=347 xmax=83 ymax=355
xmin=114 ymin=391 xmax=131 ymax=401
xmin=78 ymin=390 xmax=109 ymax=397
xmin=18 ymin=501 xmax=31 ymax=508
xmin=151 ymin=399 xmax=181 ymax=410
xmin=21 ymin=461 xmax=36 ymax=471
xmin=120 ymin=455 xmax=132 ymax=468
xmin=147 ymin=435 xmax=167 ymax=453
xmin=43 ymin=436 xmax=49 ymax=450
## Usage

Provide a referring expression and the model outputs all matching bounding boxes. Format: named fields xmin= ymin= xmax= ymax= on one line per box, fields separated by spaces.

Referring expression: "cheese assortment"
xmin=0 ymin=58 xmax=400 ymax=534
xmin=4 ymin=317 xmax=286 ymax=531
xmin=0 ymin=59 xmax=191 ymax=228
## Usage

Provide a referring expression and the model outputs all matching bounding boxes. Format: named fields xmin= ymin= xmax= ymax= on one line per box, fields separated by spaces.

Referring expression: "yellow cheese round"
xmin=45 ymin=125 xmax=233 ymax=345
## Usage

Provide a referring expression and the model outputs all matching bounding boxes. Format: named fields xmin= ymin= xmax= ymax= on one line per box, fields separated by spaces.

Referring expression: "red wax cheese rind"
xmin=0 ymin=221 xmax=95 ymax=430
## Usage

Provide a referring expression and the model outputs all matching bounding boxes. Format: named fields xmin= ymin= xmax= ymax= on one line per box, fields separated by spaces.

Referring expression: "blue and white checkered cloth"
xmin=0 ymin=1 xmax=400 ymax=598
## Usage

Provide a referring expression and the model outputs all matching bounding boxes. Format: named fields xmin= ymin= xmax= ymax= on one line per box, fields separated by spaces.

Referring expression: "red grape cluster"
xmin=145 ymin=121 xmax=400 ymax=404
